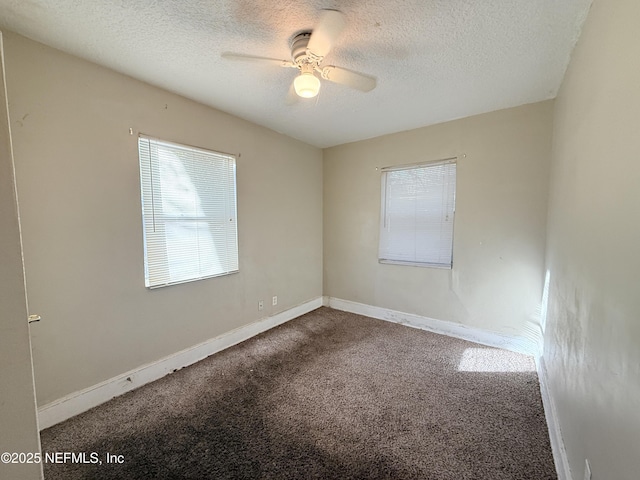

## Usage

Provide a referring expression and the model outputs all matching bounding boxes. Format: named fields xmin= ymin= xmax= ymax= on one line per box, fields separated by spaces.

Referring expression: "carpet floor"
xmin=41 ymin=307 xmax=557 ymax=479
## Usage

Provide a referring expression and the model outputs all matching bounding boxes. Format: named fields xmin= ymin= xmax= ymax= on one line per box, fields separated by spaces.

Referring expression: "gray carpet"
xmin=41 ymin=307 xmax=557 ymax=479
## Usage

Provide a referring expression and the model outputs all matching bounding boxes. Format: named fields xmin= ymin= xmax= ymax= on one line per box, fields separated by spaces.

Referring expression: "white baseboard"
xmin=38 ymin=297 xmax=323 ymax=430
xmin=326 ymin=297 xmax=538 ymax=356
xmin=536 ymin=356 xmax=572 ymax=480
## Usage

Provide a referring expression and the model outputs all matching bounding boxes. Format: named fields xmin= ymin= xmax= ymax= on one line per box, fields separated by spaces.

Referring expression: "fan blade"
xmin=307 ymin=10 xmax=346 ymax=58
xmin=222 ymin=53 xmax=295 ymax=68
xmin=321 ymin=66 xmax=376 ymax=92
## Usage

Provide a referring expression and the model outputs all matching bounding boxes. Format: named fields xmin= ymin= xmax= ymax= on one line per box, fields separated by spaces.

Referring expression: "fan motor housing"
xmin=290 ymin=32 xmax=312 ymax=63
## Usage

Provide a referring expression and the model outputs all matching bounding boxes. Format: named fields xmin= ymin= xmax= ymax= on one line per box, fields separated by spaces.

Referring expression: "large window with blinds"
xmin=379 ymin=159 xmax=456 ymax=268
xmin=138 ymin=136 xmax=238 ymax=288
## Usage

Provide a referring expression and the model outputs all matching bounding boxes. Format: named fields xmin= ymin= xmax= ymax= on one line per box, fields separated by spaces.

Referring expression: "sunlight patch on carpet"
xmin=457 ymin=347 xmax=535 ymax=372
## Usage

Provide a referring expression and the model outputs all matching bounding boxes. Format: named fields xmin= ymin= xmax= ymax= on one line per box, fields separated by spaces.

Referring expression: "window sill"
xmin=378 ymin=259 xmax=452 ymax=269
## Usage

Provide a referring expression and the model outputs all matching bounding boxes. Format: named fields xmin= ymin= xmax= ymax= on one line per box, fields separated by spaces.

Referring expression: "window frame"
xmin=138 ymin=135 xmax=239 ymax=289
xmin=378 ymin=157 xmax=457 ymax=269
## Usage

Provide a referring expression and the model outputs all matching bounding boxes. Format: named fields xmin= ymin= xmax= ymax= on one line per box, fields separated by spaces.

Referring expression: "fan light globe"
xmin=294 ymin=72 xmax=320 ymax=98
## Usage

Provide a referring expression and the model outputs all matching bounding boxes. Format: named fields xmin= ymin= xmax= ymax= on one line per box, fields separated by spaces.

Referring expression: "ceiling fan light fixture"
xmin=294 ymin=72 xmax=320 ymax=98
xmin=223 ymin=10 xmax=376 ymax=103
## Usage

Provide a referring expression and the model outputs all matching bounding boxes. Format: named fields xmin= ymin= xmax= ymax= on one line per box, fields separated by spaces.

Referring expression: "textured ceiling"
xmin=0 ymin=0 xmax=591 ymax=148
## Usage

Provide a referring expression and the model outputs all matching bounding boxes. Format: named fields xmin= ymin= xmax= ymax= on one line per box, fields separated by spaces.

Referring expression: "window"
xmin=138 ymin=136 xmax=238 ymax=288
xmin=379 ymin=159 xmax=456 ymax=268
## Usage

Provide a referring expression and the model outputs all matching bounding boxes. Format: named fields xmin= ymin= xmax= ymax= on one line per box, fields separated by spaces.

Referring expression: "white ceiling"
xmin=0 ymin=0 xmax=591 ymax=148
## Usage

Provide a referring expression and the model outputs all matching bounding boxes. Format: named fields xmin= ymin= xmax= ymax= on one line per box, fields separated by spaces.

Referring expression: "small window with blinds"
xmin=138 ymin=136 xmax=239 ymax=288
xmin=379 ymin=159 xmax=456 ymax=268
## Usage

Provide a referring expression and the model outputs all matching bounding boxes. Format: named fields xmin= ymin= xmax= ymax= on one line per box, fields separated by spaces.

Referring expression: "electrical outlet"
xmin=258 ymin=300 xmax=264 ymax=311
xmin=272 ymin=296 xmax=278 ymax=306
xmin=584 ymin=459 xmax=591 ymax=480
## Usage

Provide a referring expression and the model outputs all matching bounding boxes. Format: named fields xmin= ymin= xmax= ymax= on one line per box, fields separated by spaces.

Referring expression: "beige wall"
xmin=0 ymin=32 xmax=42 ymax=480
xmin=324 ymin=102 xmax=553 ymax=339
xmin=544 ymin=0 xmax=640 ymax=478
xmin=3 ymin=32 xmax=323 ymax=406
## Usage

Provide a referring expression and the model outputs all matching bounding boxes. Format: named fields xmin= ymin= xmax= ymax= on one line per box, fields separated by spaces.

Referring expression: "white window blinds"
xmin=379 ymin=160 xmax=456 ymax=268
xmin=138 ymin=136 xmax=238 ymax=288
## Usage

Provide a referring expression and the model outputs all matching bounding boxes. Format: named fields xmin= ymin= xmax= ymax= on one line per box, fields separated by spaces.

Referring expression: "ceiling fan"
xmin=222 ymin=10 xmax=376 ymax=100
